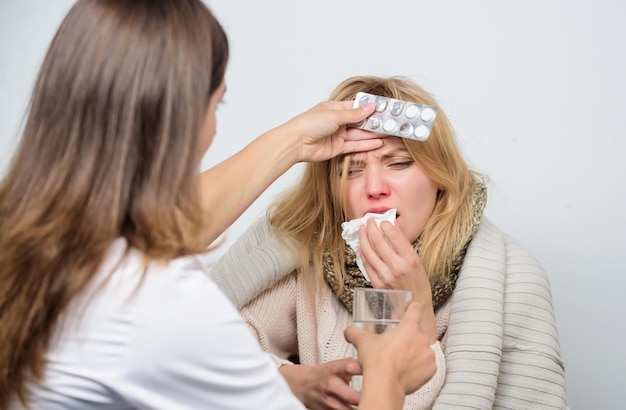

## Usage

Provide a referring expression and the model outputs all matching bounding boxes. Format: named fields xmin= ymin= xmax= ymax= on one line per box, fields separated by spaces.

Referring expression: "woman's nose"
xmin=365 ymin=168 xmax=390 ymax=199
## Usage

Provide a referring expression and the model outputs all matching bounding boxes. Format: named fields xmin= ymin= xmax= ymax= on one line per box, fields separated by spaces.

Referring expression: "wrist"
xmin=260 ymin=122 xmax=302 ymax=165
xmin=360 ymin=365 xmax=405 ymax=409
xmin=237 ymin=127 xmax=298 ymax=187
xmin=278 ymin=364 xmax=308 ymax=404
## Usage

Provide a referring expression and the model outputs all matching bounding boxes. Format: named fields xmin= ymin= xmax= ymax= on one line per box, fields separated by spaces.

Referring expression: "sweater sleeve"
xmin=239 ymin=273 xmax=300 ymax=365
xmin=494 ymin=236 xmax=567 ymax=409
xmin=433 ymin=221 xmax=506 ymax=409
xmin=209 ymin=216 xmax=297 ymax=309
xmin=433 ymin=220 xmax=567 ymax=409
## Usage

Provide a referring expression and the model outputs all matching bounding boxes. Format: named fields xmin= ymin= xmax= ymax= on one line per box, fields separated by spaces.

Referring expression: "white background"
xmin=1 ymin=1 xmax=625 ymax=408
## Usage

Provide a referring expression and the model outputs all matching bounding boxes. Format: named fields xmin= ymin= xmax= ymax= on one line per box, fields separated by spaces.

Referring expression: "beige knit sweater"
xmin=209 ymin=217 xmax=567 ymax=409
xmin=238 ymin=266 xmax=447 ymax=409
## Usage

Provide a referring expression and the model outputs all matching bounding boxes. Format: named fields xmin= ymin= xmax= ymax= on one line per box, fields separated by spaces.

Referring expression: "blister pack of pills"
xmin=351 ymin=92 xmax=437 ymax=141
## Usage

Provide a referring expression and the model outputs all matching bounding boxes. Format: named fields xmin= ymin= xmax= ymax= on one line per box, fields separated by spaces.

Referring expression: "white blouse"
xmin=15 ymin=238 xmax=304 ymax=410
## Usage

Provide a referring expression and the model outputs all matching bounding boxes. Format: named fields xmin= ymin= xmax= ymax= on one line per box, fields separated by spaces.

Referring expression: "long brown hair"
xmin=0 ymin=0 xmax=228 ymax=406
xmin=268 ymin=76 xmax=481 ymax=290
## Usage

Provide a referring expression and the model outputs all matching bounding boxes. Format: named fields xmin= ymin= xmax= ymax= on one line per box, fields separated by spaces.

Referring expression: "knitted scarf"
xmin=323 ymin=181 xmax=487 ymax=314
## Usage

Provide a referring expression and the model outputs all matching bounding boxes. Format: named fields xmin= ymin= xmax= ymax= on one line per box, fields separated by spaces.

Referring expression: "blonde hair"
xmin=268 ymin=76 xmax=481 ymax=289
xmin=0 ymin=0 xmax=228 ymax=407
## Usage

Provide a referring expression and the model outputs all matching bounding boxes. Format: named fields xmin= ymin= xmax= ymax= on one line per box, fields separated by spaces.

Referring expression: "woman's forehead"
xmin=349 ymin=137 xmax=407 ymax=161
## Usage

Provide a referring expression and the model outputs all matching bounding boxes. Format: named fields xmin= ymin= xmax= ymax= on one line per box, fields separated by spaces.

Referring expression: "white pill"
xmin=405 ymin=104 xmax=420 ymax=118
xmin=420 ymin=107 xmax=436 ymax=121
xmin=383 ymin=118 xmax=397 ymax=132
xmin=414 ymin=124 xmax=429 ymax=140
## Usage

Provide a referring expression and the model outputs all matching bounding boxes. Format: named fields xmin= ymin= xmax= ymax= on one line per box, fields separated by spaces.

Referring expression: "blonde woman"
xmin=0 ymin=2 xmax=437 ymax=409
xmin=210 ymin=76 xmax=568 ymax=410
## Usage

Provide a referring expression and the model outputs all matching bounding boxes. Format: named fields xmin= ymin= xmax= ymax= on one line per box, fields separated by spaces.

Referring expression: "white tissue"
xmin=341 ymin=209 xmax=396 ymax=282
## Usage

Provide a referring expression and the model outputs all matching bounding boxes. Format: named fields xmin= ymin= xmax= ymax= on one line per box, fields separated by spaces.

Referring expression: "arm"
xmin=495 ymin=237 xmax=567 ymax=409
xmin=238 ymin=273 xmax=299 ymax=364
xmin=215 ymin=240 xmax=362 ymax=410
xmin=232 ymin=263 xmax=363 ymax=410
xmin=436 ymin=219 xmax=566 ymax=409
xmin=199 ymin=101 xmax=378 ymax=246
xmin=208 ymin=216 xmax=297 ymax=309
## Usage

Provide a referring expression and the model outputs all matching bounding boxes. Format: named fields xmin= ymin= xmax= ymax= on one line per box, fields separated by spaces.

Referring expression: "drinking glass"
xmin=350 ymin=287 xmax=413 ymax=391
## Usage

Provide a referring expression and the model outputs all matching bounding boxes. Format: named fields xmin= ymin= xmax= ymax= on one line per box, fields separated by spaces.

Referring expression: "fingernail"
xmin=360 ymin=102 xmax=375 ymax=112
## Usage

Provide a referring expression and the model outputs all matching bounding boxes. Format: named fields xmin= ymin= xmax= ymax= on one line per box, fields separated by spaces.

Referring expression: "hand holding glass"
xmin=350 ymin=287 xmax=413 ymax=391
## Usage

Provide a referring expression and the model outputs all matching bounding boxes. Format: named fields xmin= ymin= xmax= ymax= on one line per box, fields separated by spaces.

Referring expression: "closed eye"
xmin=339 ymin=166 xmax=364 ymax=177
xmin=389 ymin=160 xmax=414 ymax=169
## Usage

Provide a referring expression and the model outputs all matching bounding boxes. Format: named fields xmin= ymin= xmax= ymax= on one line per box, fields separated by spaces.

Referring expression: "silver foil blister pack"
xmin=351 ymin=92 xmax=437 ymax=141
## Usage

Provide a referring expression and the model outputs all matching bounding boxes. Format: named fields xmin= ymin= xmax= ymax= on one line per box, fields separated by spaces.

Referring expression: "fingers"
xmin=396 ymin=302 xmax=437 ymax=393
xmin=358 ymin=220 xmax=406 ymax=288
xmin=317 ymin=359 xmax=362 ymax=408
xmin=283 ymin=360 xmax=362 ymax=409
xmin=404 ymin=297 xmax=437 ymax=345
xmin=349 ymin=301 xmax=426 ymax=340
xmin=327 ymin=378 xmax=361 ymax=409
xmin=323 ymin=100 xmax=375 ymax=124
xmin=401 ymin=300 xmax=425 ymax=325
xmin=313 ymin=100 xmax=375 ymax=131
xmin=324 ymin=395 xmax=359 ymax=410
xmin=334 ymin=107 xmax=384 ymax=155
xmin=352 ymin=102 xmax=376 ymax=121
xmin=340 ymin=358 xmax=363 ymax=378
xmin=345 ymin=302 xmax=436 ymax=397
xmin=341 ymin=139 xmax=385 ymax=155
xmin=326 ymin=357 xmax=362 ymax=379
xmin=366 ymin=220 xmax=415 ymax=259
xmin=378 ymin=220 xmax=413 ymax=255
xmin=358 ymin=225 xmax=387 ymax=288
xmin=292 ymin=101 xmax=382 ymax=163
xmin=343 ymin=324 xmax=365 ymax=349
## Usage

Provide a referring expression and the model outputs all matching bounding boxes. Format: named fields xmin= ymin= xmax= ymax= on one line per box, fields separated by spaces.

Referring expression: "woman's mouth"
xmin=364 ymin=208 xmax=399 ymax=219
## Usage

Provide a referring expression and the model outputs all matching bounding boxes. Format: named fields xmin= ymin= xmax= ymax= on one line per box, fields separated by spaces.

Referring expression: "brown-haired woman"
xmin=0 ymin=2 xmax=437 ymax=409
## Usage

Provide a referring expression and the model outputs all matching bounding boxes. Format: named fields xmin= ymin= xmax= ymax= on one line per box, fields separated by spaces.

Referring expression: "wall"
xmin=2 ymin=1 xmax=625 ymax=408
